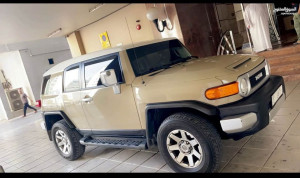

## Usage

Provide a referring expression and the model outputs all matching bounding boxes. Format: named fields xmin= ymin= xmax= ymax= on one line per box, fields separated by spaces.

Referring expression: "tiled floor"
xmin=1 ymin=80 xmax=300 ymax=173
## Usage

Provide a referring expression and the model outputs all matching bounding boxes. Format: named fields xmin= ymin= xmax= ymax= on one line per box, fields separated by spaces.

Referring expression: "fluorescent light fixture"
xmin=89 ymin=3 xmax=104 ymax=13
xmin=48 ymin=28 xmax=62 ymax=38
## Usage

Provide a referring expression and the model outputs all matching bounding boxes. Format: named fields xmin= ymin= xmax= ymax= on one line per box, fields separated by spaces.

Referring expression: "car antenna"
xmin=125 ymin=17 xmax=145 ymax=85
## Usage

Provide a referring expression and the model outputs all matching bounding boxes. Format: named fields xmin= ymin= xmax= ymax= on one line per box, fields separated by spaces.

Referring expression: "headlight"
xmin=240 ymin=78 xmax=248 ymax=95
xmin=238 ymin=77 xmax=251 ymax=96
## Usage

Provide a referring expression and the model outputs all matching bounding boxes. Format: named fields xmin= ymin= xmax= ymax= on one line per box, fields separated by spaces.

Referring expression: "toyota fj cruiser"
xmin=41 ymin=38 xmax=285 ymax=173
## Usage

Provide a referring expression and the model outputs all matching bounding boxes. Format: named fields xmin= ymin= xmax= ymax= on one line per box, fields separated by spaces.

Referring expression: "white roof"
xmin=43 ymin=37 xmax=177 ymax=77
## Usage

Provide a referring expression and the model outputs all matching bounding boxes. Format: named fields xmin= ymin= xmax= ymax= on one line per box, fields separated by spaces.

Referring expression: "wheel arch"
xmin=42 ymin=111 xmax=76 ymax=141
xmin=145 ymin=101 xmax=221 ymax=147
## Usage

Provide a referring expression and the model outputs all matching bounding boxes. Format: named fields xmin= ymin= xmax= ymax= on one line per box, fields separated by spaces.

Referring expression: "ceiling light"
xmin=89 ymin=3 xmax=104 ymax=13
xmin=48 ymin=28 xmax=62 ymax=38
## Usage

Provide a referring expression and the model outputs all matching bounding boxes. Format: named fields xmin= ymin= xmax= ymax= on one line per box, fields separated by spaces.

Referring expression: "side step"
xmin=80 ymin=136 xmax=147 ymax=150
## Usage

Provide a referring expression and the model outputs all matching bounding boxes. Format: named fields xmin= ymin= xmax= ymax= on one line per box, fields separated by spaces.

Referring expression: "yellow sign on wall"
xmin=99 ymin=31 xmax=111 ymax=49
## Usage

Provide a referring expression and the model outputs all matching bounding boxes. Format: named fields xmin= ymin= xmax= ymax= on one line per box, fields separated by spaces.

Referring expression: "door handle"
xmin=82 ymin=97 xmax=93 ymax=102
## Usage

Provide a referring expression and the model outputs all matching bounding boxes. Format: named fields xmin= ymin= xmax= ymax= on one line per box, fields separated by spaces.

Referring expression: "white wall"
xmin=1 ymin=37 xmax=72 ymax=100
xmin=0 ymin=50 xmax=34 ymax=120
xmin=0 ymin=37 xmax=72 ymax=120
xmin=0 ymin=95 xmax=7 ymax=120
xmin=0 ymin=84 xmax=12 ymax=120
xmin=19 ymin=49 xmax=71 ymax=100
xmin=0 ymin=51 xmax=34 ymax=102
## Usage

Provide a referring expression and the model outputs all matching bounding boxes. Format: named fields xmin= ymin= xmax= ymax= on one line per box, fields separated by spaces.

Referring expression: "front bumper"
xmin=218 ymin=75 xmax=285 ymax=140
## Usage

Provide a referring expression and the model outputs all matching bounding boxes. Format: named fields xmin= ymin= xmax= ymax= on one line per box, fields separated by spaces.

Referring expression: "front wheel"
xmin=157 ymin=112 xmax=222 ymax=173
xmin=51 ymin=120 xmax=85 ymax=161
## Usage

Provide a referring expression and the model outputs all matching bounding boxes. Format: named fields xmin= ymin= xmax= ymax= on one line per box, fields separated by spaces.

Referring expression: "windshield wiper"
xmin=148 ymin=64 xmax=172 ymax=76
xmin=172 ymin=56 xmax=194 ymax=64
xmin=148 ymin=56 xmax=198 ymax=77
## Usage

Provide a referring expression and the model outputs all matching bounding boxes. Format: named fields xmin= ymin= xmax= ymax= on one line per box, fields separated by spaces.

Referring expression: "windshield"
xmin=126 ymin=39 xmax=192 ymax=77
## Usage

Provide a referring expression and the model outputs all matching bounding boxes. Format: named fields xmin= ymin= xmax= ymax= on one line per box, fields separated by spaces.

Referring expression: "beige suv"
xmin=41 ymin=38 xmax=285 ymax=173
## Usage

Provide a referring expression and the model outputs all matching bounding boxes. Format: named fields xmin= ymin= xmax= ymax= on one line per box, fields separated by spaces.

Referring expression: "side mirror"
xmin=100 ymin=69 xmax=121 ymax=94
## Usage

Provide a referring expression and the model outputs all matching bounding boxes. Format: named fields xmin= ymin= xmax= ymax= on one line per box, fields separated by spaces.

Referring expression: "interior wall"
xmin=19 ymin=49 xmax=71 ymax=100
xmin=0 ymin=50 xmax=34 ymax=117
xmin=0 ymin=95 xmax=7 ymax=120
xmin=145 ymin=3 xmax=184 ymax=44
xmin=79 ymin=4 xmax=155 ymax=54
xmin=4 ymin=37 xmax=72 ymax=100
xmin=67 ymin=31 xmax=86 ymax=57
xmin=0 ymin=51 xmax=32 ymax=96
xmin=0 ymin=83 xmax=12 ymax=120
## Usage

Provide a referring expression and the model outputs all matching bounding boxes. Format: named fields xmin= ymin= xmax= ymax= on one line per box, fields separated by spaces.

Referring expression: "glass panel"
xmin=126 ymin=39 xmax=192 ymax=76
xmin=44 ymin=75 xmax=62 ymax=95
xmin=84 ymin=56 xmax=123 ymax=88
xmin=64 ymin=66 xmax=80 ymax=92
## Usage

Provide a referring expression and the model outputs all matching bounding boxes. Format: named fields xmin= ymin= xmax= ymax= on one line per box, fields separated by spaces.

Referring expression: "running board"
xmin=80 ymin=136 xmax=147 ymax=150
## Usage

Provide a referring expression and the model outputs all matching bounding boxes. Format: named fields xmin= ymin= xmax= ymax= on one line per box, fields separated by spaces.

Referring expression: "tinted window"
xmin=84 ymin=55 xmax=123 ymax=88
xmin=44 ymin=75 xmax=62 ymax=95
xmin=126 ymin=39 xmax=192 ymax=76
xmin=64 ymin=66 xmax=80 ymax=92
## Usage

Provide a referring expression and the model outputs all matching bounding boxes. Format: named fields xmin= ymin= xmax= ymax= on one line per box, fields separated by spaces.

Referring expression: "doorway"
xmin=175 ymin=3 xmax=221 ymax=58
xmin=274 ymin=3 xmax=298 ymax=46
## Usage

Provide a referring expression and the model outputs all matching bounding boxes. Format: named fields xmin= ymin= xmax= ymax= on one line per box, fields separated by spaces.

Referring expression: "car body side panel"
xmin=80 ymin=84 xmax=142 ymax=131
xmin=61 ymin=91 xmax=91 ymax=130
xmin=133 ymin=77 xmax=227 ymax=129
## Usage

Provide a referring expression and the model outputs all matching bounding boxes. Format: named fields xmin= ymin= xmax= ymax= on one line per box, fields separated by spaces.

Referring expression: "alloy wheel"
xmin=166 ymin=129 xmax=203 ymax=168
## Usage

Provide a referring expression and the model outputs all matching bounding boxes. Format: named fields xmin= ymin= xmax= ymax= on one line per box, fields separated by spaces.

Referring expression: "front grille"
xmin=237 ymin=59 xmax=270 ymax=97
xmin=249 ymin=67 xmax=266 ymax=88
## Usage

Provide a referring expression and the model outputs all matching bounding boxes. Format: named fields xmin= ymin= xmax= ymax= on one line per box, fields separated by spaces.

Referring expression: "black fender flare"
xmin=42 ymin=111 xmax=76 ymax=140
xmin=145 ymin=100 xmax=218 ymax=147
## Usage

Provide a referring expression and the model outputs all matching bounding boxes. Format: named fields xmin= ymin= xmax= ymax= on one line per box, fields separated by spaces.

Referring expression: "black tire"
xmin=157 ymin=112 xmax=222 ymax=173
xmin=51 ymin=120 xmax=85 ymax=161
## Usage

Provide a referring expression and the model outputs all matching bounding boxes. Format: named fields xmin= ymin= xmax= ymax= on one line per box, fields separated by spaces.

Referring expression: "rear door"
xmin=80 ymin=53 xmax=141 ymax=133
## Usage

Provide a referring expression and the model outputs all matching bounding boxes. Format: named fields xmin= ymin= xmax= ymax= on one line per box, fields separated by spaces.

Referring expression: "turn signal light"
xmin=205 ymin=82 xmax=239 ymax=100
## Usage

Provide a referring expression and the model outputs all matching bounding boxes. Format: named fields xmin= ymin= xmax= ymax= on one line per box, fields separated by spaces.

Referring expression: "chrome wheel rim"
xmin=55 ymin=130 xmax=71 ymax=155
xmin=166 ymin=129 xmax=203 ymax=168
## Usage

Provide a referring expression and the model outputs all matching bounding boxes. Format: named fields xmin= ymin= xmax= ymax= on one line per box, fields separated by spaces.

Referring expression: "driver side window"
xmin=84 ymin=54 xmax=124 ymax=89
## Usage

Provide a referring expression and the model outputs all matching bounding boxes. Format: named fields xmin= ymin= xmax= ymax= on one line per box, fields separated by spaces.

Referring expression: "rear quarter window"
xmin=43 ymin=75 xmax=63 ymax=95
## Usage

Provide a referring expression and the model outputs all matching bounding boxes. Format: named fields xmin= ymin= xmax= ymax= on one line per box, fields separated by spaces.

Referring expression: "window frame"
xmin=80 ymin=52 xmax=125 ymax=91
xmin=41 ymin=75 xmax=51 ymax=95
xmin=63 ymin=63 xmax=82 ymax=93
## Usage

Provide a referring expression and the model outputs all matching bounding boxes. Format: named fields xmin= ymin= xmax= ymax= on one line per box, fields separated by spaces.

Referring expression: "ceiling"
xmin=0 ymin=3 xmax=129 ymax=45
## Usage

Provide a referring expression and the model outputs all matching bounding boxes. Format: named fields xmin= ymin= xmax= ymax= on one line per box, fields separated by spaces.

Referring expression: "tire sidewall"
xmin=157 ymin=120 xmax=213 ymax=173
xmin=52 ymin=123 xmax=74 ymax=159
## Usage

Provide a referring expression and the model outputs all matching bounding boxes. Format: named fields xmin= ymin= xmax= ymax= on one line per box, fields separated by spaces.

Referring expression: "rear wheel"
xmin=51 ymin=120 xmax=85 ymax=161
xmin=157 ymin=112 xmax=222 ymax=173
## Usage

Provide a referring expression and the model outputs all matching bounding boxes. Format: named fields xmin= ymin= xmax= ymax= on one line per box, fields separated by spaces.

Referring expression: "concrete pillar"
xmin=0 ymin=84 xmax=13 ymax=120
xmin=66 ymin=31 xmax=86 ymax=57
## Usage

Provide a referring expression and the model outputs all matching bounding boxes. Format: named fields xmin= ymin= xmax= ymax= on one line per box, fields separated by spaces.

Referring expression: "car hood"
xmin=132 ymin=54 xmax=265 ymax=86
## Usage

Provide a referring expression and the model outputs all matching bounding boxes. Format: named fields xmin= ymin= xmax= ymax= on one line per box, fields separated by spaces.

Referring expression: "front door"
xmin=80 ymin=53 xmax=141 ymax=134
xmin=62 ymin=64 xmax=91 ymax=130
